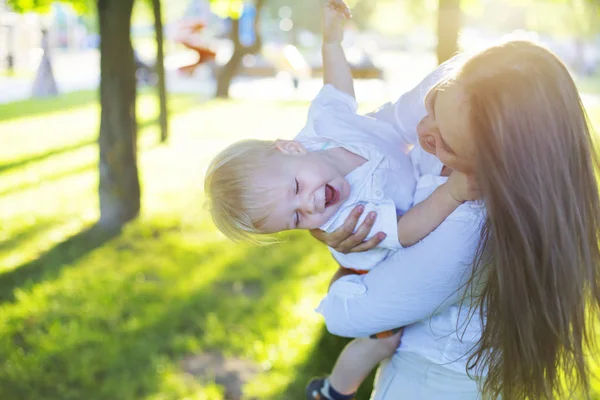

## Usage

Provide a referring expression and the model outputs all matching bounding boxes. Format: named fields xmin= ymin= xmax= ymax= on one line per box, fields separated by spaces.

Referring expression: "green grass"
xmin=0 ymin=90 xmax=367 ymax=400
xmin=1 ymin=88 xmax=599 ymax=400
xmin=0 ymin=68 xmax=35 ymax=79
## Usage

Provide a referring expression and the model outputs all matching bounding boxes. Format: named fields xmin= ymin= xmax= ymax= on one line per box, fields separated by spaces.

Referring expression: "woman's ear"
xmin=274 ymin=139 xmax=308 ymax=155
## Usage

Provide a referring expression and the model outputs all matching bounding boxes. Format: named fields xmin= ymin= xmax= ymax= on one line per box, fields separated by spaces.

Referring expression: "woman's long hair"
xmin=458 ymin=41 xmax=600 ymax=398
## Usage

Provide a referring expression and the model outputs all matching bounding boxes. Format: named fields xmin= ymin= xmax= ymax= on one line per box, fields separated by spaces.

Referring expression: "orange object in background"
xmin=174 ymin=18 xmax=217 ymax=76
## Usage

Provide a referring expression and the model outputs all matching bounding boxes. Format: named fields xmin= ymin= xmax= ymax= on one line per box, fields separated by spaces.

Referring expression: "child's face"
xmin=256 ymin=141 xmax=350 ymax=233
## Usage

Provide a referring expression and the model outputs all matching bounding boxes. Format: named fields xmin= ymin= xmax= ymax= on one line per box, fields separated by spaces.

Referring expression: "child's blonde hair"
xmin=204 ymin=139 xmax=279 ymax=242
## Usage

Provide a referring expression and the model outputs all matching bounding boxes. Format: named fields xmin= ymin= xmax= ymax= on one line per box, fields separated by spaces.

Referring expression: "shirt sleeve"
xmin=323 ymin=200 xmax=400 ymax=248
xmin=366 ymin=55 xmax=465 ymax=146
xmin=326 ymin=201 xmax=402 ymax=271
xmin=315 ymin=213 xmax=483 ymax=338
xmin=308 ymin=84 xmax=359 ymax=122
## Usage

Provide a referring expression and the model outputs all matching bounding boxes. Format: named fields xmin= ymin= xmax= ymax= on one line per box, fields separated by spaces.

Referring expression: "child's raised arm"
xmin=397 ymin=171 xmax=480 ymax=247
xmin=322 ymin=0 xmax=355 ymax=98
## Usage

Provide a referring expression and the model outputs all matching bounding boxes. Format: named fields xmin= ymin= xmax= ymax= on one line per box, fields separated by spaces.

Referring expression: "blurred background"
xmin=0 ymin=0 xmax=599 ymax=399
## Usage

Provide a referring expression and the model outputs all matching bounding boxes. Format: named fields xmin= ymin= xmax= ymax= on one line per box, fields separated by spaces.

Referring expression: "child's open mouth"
xmin=325 ymin=184 xmax=340 ymax=207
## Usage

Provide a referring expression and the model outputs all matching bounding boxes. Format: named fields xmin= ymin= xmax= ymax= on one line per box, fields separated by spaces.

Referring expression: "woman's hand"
xmin=309 ymin=205 xmax=387 ymax=253
xmin=445 ymin=170 xmax=481 ymax=203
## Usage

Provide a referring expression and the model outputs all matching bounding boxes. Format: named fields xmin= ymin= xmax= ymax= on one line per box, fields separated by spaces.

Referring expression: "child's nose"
xmin=302 ymin=195 xmax=316 ymax=214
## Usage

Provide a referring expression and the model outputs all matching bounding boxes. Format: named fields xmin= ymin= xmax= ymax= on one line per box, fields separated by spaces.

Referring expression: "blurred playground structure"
xmin=173 ymin=18 xmax=216 ymax=76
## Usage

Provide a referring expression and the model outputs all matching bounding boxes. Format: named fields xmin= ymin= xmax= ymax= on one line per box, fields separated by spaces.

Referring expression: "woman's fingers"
xmin=309 ymin=205 xmax=364 ymax=247
xmin=334 ymin=211 xmax=379 ymax=253
xmin=309 ymin=227 xmax=328 ymax=243
xmin=326 ymin=205 xmax=365 ymax=246
xmin=347 ymin=231 xmax=386 ymax=253
xmin=309 ymin=205 xmax=383 ymax=253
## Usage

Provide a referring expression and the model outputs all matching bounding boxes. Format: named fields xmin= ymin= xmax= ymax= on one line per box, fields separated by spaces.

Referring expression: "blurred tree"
xmin=405 ymin=0 xmax=466 ymax=64
xmin=211 ymin=0 xmax=265 ymax=98
xmin=405 ymin=0 xmax=462 ymax=64
xmin=413 ymin=0 xmax=600 ymax=65
xmin=437 ymin=0 xmax=460 ymax=63
xmin=97 ymin=0 xmax=140 ymax=227
xmin=524 ymin=0 xmax=600 ymax=73
xmin=9 ymin=0 xmax=140 ymax=227
xmin=209 ymin=0 xmax=374 ymax=98
xmin=151 ymin=0 xmax=169 ymax=142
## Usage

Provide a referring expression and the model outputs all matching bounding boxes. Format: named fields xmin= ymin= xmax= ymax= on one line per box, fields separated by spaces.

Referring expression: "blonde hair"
xmin=204 ymin=139 xmax=279 ymax=242
xmin=455 ymin=41 xmax=600 ymax=398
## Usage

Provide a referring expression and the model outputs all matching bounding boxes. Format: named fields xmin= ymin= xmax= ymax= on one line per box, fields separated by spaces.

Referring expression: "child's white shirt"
xmin=294 ymin=85 xmax=416 ymax=271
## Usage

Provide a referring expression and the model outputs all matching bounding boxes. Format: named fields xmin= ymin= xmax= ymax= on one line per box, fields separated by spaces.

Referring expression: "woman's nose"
xmin=417 ymin=117 xmax=437 ymax=147
xmin=417 ymin=115 xmax=436 ymax=137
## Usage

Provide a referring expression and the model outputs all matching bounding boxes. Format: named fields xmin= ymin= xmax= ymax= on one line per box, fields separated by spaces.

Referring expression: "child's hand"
xmin=445 ymin=170 xmax=481 ymax=203
xmin=323 ymin=0 xmax=352 ymax=45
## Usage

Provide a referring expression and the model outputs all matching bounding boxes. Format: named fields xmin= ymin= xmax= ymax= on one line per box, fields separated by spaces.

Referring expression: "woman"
xmin=311 ymin=40 xmax=600 ymax=399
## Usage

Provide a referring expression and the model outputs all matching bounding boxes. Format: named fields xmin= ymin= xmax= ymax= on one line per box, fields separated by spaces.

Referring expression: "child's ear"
xmin=274 ymin=139 xmax=308 ymax=155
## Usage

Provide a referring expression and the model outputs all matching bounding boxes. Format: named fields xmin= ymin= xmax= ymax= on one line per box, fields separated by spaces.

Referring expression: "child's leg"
xmin=329 ymin=331 xmax=402 ymax=395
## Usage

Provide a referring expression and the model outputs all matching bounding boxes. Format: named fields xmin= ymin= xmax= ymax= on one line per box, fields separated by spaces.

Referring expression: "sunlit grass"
xmin=0 ymin=69 xmax=35 ymax=79
xmin=0 ymin=89 xmax=354 ymax=400
xmin=1 ymin=87 xmax=599 ymax=399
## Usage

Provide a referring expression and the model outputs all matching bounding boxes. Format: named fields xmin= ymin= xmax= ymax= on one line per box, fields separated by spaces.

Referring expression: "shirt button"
xmin=375 ymin=190 xmax=383 ymax=197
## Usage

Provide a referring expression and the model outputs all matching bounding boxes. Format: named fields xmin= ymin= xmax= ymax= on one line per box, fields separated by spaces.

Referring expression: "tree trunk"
xmin=216 ymin=18 xmax=243 ymax=98
xmin=436 ymin=0 xmax=461 ymax=65
xmin=152 ymin=0 xmax=169 ymax=142
xmin=97 ymin=0 xmax=140 ymax=228
xmin=215 ymin=0 xmax=265 ymax=98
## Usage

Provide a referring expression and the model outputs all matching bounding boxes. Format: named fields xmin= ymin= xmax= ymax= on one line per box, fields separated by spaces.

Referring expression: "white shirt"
xmin=295 ymin=85 xmax=416 ymax=270
xmin=315 ymin=56 xmax=488 ymax=375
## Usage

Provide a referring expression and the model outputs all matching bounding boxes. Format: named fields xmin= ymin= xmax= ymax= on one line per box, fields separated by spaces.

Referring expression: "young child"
xmin=204 ymin=1 xmax=472 ymax=399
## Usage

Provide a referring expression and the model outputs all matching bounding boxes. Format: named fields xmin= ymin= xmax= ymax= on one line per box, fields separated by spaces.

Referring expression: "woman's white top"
xmin=315 ymin=56 xmax=487 ymax=374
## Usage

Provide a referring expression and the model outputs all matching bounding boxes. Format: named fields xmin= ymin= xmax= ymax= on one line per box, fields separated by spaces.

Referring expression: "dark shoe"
xmin=306 ymin=377 xmax=329 ymax=400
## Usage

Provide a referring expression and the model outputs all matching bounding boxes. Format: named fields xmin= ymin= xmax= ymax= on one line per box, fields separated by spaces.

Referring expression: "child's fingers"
xmin=335 ymin=0 xmax=352 ymax=18
xmin=333 ymin=0 xmax=351 ymax=19
xmin=325 ymin=0 xmax=351 ymax=19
